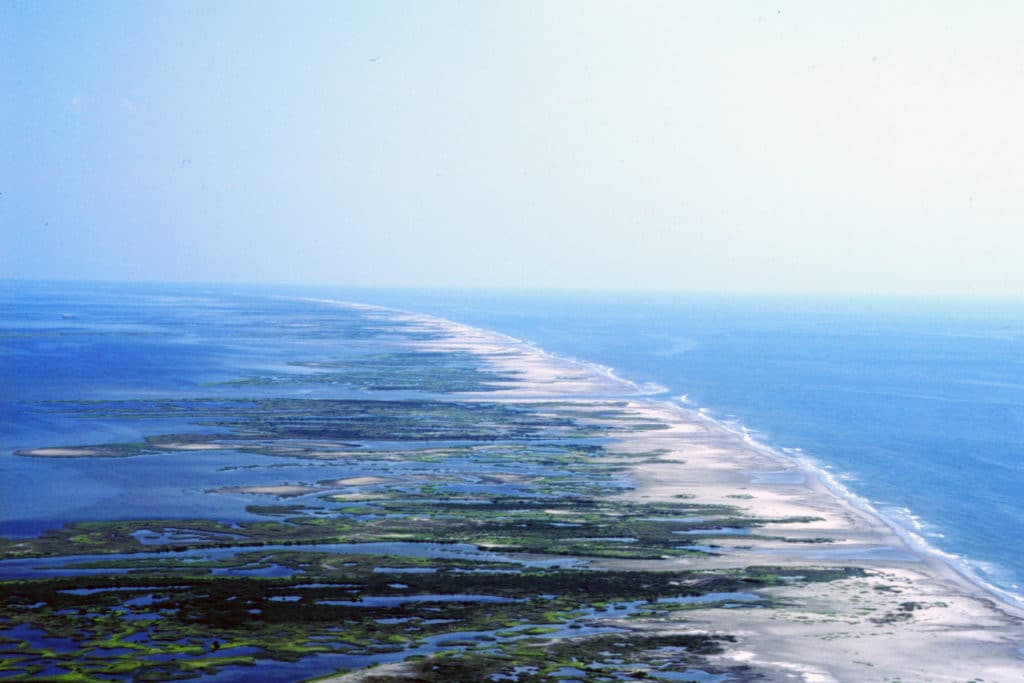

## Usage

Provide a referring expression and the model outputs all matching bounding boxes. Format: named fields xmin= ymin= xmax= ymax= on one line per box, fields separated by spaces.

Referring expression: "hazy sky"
xmin=3 ymin=1 xmax=1024 ymax=294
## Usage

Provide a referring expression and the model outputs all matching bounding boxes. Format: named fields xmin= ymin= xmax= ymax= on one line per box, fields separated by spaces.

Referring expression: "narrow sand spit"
xmin=324 ymin=476 xmax=391 ymax=486
xmin=18 ymin=447 xmax=108 ymax=457
xmin=320 ymin=299 xmax=1024 ymax=681
xmin=435 ymin=317 xmax=1024 ymax=680
xmin=312 ymin=662 xmax=419 ymax=682
xmin=214 ymin=484 xmax=320 ymax=497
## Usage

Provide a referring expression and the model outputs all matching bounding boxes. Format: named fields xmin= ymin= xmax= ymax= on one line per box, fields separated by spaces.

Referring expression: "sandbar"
xmin=377 ymin=301 xmax=1024 ymax=681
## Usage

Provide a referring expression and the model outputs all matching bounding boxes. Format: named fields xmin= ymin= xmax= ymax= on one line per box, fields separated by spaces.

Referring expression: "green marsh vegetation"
xmin=2 ymin=310 xmax=857 ymax=681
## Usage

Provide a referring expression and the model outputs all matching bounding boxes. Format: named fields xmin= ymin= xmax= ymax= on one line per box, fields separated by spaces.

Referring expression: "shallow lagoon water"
xmin=1 ymin=449 xmax=332 ymax=536
xmin=328 ymin=288 xmax=1024 ymax=606
xmin=0 ymin=542 xmax=585 ymax=580
xmin=184 ymin=592 xmax=753 ymax=683
xmin=4 ymin=282 xmax=1018 ymax=680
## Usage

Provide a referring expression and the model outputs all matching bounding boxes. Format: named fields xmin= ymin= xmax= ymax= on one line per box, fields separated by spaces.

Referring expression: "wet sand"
xmin=605 ymin=400 xmax=1024 ymax=682
xmin=379 ymin=302 xmax=1024 ymax=682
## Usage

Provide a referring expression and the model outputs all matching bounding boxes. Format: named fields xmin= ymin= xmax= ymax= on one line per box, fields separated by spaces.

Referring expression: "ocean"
xmin=2 ymin=281 xmax=1023 ymax=609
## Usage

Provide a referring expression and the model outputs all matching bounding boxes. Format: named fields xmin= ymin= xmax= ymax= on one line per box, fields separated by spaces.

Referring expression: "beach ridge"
xmin=369 ymin=299 xmax=1024 ymax=681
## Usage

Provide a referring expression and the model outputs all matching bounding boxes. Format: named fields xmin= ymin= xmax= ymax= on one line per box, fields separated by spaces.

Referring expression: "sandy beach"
xmin=606 ymin=400 xmax=1024 ymax=681
xmin=390 ymin=303 xmax=1024 ymax=682
xmin=8 ymin=295 xmax=1020 ymax=683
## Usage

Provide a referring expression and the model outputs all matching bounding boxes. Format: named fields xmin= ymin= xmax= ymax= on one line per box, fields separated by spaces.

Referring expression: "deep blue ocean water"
xmin=319 ymin=287 xmax=1024 ymax=607
xmin=2 ymin=281 xmax=1023 ymax=608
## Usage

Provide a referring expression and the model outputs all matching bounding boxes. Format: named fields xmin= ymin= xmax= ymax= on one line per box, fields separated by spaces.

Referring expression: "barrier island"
xmin=2 ymin=300 xmax=1022 ymax=681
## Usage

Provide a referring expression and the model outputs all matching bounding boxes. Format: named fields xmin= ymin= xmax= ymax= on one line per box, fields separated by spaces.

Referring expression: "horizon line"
xmin=2 ymin=276 xmax=1023 ymax=301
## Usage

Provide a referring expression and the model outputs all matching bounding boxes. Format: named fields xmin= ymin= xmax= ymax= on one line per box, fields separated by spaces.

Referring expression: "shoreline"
xmin=676 ymin=396 xmax=1024 ymax=617
xmin=322 ymin=297 xmax=1024 ymax=679
xmin=4 ymin=290 xmax=1023 ymax=681
xmin=611 ymin=397 xmax=1024 ymax=679
xmin=350 ymin=295 xmax=1024 ymax=617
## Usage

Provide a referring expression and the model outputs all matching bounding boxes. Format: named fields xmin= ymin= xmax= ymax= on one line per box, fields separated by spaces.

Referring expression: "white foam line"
xmin=292 ymin=294 xmax=1024 ymax=615
xmin=666 ymin=397 xmax=1024 ymax=615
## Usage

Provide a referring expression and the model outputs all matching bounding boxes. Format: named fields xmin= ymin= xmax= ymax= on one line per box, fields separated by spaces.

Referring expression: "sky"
xmin=3 ymin=1 xmax=1024 ymax=295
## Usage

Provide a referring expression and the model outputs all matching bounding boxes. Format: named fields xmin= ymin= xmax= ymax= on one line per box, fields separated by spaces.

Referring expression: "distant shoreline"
xmin=345 ymin=295 xmax=1024 ymax=614
xmin=4 ymin=289 xmax=1022 ymax=681
xmin=343 ymin=297 xmax=1024 ymax=679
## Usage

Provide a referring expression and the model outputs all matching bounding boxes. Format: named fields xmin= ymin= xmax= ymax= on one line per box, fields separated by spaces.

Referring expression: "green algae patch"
xmin=0 ymin=559 xmax=863 ymax=681
xmin=1 ymin=305 xmax=871 ymax=682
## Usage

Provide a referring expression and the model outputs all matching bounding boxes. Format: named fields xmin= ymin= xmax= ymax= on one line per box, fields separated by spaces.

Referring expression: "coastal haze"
xmin=4 ymin=2 xmax=1024 ymax=682
xmin=4 ymin=1 xmax=1024 ymax=294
